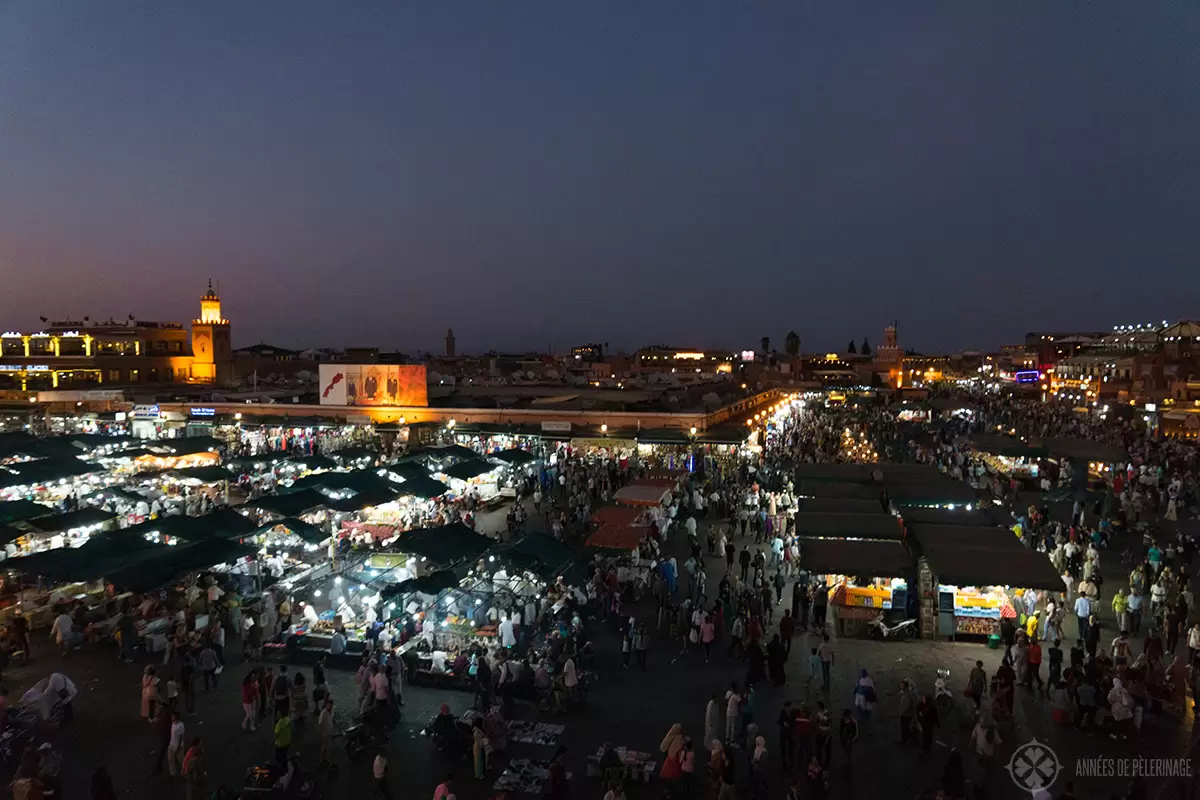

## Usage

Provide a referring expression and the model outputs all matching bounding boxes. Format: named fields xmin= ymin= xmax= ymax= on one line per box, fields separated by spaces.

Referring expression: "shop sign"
xmin=114 ymin=412 xmax=128 ymax=422
xmin=25 ymin=365 xmax=49 ymax=372
xmin=541 ymin=421 xmax=572 ymax=433
xmin=571 ymin=437 xmax=636 ymax=450
xmin=190 ymin=407 xmax=216 ymax=417
xmin=0 ymin=365 xmax=20 ymax=372
xmin=131 ymin=404 xmax=161 ymax=420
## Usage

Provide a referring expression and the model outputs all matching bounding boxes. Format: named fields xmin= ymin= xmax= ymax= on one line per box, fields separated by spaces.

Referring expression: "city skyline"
xmin=3 ymin=3 xmax=1198 ymax=352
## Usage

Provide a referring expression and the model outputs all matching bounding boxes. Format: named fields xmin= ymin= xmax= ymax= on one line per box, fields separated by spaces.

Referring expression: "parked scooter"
xmin=866 ymin=613 xmax=918 ymax=640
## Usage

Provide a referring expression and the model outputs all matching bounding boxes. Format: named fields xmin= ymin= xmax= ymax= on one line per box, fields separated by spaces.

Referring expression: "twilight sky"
xmin=2 ymin=3 xmax=1198 ymax=355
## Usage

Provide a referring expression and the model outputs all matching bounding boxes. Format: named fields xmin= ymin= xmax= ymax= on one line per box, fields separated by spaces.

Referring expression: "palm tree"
xmin=784 ymin=331 xmax=801 ymax=357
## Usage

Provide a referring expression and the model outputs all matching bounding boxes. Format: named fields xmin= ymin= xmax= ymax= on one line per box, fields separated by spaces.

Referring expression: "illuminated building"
xmin=0 ymin=282 xmax=233 ymax=389
xmin=634 ymin=347 xmax=735 ymax=375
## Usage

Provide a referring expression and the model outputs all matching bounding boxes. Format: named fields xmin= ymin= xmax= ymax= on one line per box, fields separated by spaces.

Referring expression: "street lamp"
xmin=600 ymin=423 xmax=608 ymax=434
xmin=447 ymin=418 xmax=456 ymax=430
xmin=690 ymin=426 xmax=697 ymax=436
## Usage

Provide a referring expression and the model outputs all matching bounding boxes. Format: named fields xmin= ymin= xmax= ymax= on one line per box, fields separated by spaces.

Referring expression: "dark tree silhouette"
xmin=861 ymin=338 xmax=872 ymax=355
xmin=761 ymin=336 xmax=770 ymax=354
xmin=784 ymin=331 xmax=801 ymax=357
xmin=847 ymin=340 xmax=857 ymax=354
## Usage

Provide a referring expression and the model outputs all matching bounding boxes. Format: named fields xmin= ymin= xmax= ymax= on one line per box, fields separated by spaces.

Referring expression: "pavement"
xmin=4 ymin=496 xmax=1196 ymax=800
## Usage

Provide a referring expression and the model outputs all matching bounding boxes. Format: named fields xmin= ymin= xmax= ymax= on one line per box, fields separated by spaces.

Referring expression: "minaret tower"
xmin=190 ymin=279 xmax=232 ymax=384
xmin=445 ymin=328 xmax=456 ymax=358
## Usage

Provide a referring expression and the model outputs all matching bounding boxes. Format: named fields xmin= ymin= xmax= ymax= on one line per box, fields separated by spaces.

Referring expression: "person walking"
xmin=317 ymin=699 xmax=334 ymax=765
xmin=141 ymin=666 xmax=160 ymax=721
xmin=373 ymin=749 xmax=392 ymax=798
xmin=817 ymin=634 xmax=834 ymax=691
xmin=167 ymin=712 xmax=185 ymax=776
xmin=181 ymin=738 xmax=206 ymax=800
xmin=705 ymin=692 xmax=720 ymax=750
xmin=966 ymin=661 xmax=987 ymax=708
xmin=634 ymin=623 xmax=649 ymax=671
xmin=916 ymin=695 xmax=939 ymax=753
xmin=272 ymin=712 xmax=292 ymax=768
xmin=150 ymin=706 xmax=172 ymax=776
xmin=898 ymin=680 xmax=916 ymax=746
xmin=838 ymin=709 xmax=858 ymax=769
xmin=241 ymin=671 xmax=259 ymax=732
xmin=853 ymin=669 xmax=876 ymax=719
xmin=724 ymin=682 xmax=741 ymax=744
xmin=197 ymin=642 xmax=219 ymax=692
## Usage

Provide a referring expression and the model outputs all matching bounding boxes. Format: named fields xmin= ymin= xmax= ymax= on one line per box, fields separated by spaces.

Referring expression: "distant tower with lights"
xmin=190 ymin=280 xmax=232 ymax=384
xmin=445 ymin=328 xmax=456 ymax=358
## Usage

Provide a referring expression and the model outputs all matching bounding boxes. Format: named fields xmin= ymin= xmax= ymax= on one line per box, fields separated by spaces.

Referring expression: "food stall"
xmin=438 ymin=459 xmax=503 ymax=504
xmin=908 ymin=523 xmax=1066 ymax=641
xmin=0 ymin=456 xmax=114 ymax=503
xmin=796 ymin=537 xmax=915 ymax=636
xmin=6 ymin=507 xmax=117 ymax=558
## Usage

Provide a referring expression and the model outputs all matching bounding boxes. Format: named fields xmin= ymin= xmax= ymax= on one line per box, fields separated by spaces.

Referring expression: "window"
xmin=170 ymin=341 xmax=182 ymax=353
xmin=154 ymin=340 xmax=167 ymax=352
xmin=148 ymin=368 xmax=158 ymax=382
xmin=129 ymin=369 xmax=139 ymax=382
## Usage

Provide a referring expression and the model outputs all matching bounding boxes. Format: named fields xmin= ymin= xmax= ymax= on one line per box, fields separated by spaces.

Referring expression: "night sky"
xmin=2 ymin=3 xmax=1198 ymax=355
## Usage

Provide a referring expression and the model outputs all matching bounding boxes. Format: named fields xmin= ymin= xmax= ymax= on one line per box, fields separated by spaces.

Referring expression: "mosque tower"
xmin=190 ymin=280 xmax=232 ymax=384
xmin=445 ymin=328 xmax=456 ymax=358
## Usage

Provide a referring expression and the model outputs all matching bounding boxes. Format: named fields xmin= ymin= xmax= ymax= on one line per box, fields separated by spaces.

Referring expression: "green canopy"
xmin=393 ymin=522 xmax=493 ymax=565
xmin=442 ymin=459 xmax=498 ymax=482
xmin=21 ymin=507 xmax=114 ymax=534
xmin=254 ymin=517 xmax=328 ymax=545
xmin=0 ymin=499 xmax=54 ymax=524
xmin=392 ymin=476 xmax=449 ymax=499
xmin=165 ymin=466 xmax=235 ymax=484
xmin=247 ymin=489 xmax=329 ymax=518
xmin=490 ymin=449 xmax=536 ymax=466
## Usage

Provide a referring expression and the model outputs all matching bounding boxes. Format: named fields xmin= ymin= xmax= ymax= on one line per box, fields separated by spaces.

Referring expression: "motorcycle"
xmin=242 ymin=756 xmax=315 ymax=798
xmin=342 ymin=721 xmax=387 ymax=761
xmin=866 ymin=614 xmax=918 ymax=640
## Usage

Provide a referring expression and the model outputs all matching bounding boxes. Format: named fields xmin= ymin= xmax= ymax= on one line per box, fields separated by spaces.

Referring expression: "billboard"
xmin=318 ymin=364 xmax=428 ymax=407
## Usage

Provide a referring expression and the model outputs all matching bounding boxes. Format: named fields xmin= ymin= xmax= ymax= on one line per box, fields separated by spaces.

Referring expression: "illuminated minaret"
xmin=190 ymin=280 xmax=232 ymax=384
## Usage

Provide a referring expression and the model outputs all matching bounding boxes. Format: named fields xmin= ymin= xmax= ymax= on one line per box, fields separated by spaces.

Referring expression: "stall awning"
xmin=227 ymin=452 xmax=292 ymax=470
xmin=970 ymin=435 xmax=1046 ymax=459
xmin=0 ymin=499 xmax=54 ymax=524
xmin=254 ymin=517 xmax=328 ymax=545
xmin=613 ymin=483 xmax=670 ymax=507
xmin=392 ymin=476 xmax=449 ymax=499
xmin=106 ymin=539 xmax=258 ymax=592
xmin=324 ymin=484 xmax=400 ymax=512
xmin=157 ymin=437 xmax=225 ymax=457
xmin=122 ymin=508 xmax=259 ymax=542
xmin=382 ymin=569 xmax=464 ymax=601
xmin=441 ymin=459 xmax=499 ymax=482
xmin=797 ymin=538 xmax=913 ymax=577
xmin=414 ymin=444 xmax=479 ymax=463
xmin=908 ymin=524 xmax=1064 ymax=591
xmin=886 ymin=480 xmax=978 ymax=507
xmin=331 ymin=447 xmax=380 ymax=466
xmin=378 ymin=462 xmax=429 ymax=482
xmin=795 ymin=481 xmax=882 ymax=501
xmin=0 ymin=456 xmax=104 ymax=488
xmin=792 ymin=513 xmax=904 ymax=541
xmin=247 ymin=489 xmax=330 ymax=518
xmin=281 ymin=455 xmax=338 ymax=472
xmin=20 ymin=507 xmax=115 ymax=534
xmin=164 ymin=466 xmax=235 ymax=484
xmin=585 ymin=524 xmax=647 ymax=551
xmin=1039 ymin=438 xmax=1128 ymax=464
xmin=794 ymin=464 xmax=877 ymax=483
xmin=490 ymin=449 xmax=536 ymax=466
xmin=0 ymin=525 xmax=23 ymax=547
xmin=498 ymin=534 xmax=576 ymax=580
xmin=80 ymin=487 xmax=147 ymax=506
xmin=798 ymin=498 xmax=885 ymax=515
xmin=635 ymin=428 xmax=693 ymax=445
xmin=393 ymin=522 xmax=493 ymax=565
xmin=898 ymin=507 xmax=1010 ymax=528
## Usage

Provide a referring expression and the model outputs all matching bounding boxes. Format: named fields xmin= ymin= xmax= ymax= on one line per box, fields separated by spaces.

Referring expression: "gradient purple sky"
xmin=2 ymin=3 xmax=1198 ymax=355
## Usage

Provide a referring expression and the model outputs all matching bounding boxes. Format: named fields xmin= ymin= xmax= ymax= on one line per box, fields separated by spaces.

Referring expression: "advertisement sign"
xmin=190 ymin=407 xmax=216 ymax=417
xmin=541 ymin=421 xmax=572 ymax=433
xmin=131 ymin=404 xmax=161 ymax=420
xmin=319 ymin=364 xmax=428 ymax=407
xmin=1014 ymin=370 xmax=1040 ymax=383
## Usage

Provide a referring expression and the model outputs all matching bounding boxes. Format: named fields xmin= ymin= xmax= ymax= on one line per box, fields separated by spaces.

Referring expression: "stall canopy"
xmin=381 ymin=569 xmax=463 ymax=601
xmin=158 ymin=437 xmax=224 ymax=456
xmin=80 ymin=487 xmax=147 ymax=506
xmin=253 ymin=517 xmax=327 ymax=545
xmin=0 ymin=499 xmax=54 ymax=524
xmin=886 ymin=480 xmax=978 ymax=507
xmin=282 ymin=454 xmax=338 ymax=472
xmin=794 ymin=464 xmax=878 ymax=483
xmin=441 ymin=459 xmax=498 ymax=482
xmin=378 ymin=462 xmax=430 ymax=482
xmin=19 ymin=507 xmax=114 ymax=534
xmin=106 ymin=539 xmax=258 ymax=592
xmin=411 ymin=444 xmax=479 ymax=463
xmin=226 ymin=452 xmax=291 ymax=471
xmin=330 ymin=447 xmax=380 ymax=466
xmin=970 ymin=435 xmax=1046 ymax=460
xmin=392 ymin=476 xmax=449 ymax=499
xmin=798 ymin=538 xmax=913 ymax=577
xmin=122 ymin=508 xmax=259 ymax=543
xmin=795 ymin=480 xmax=882 ymax=501
xmin=394 ymin=522 xmax=493 ymax=565
xmin=496 ymin=534 xmax=576 ymax=580
xmin=490 ymin=449 xmax=536 ymax=467
xmin=247 ymin=489 xmax=329 ymax=518
xmin=898 ymin=507 xmax=1010 ymax=528
xmin=908 ymin=524 xmax=1064 ymax=591
xmin=1040 ymin=438 xmax=1128 ymax=464
xmin=792 ymin=513 xmax=903 ymax=541
xmin=163 ymin=466 xmax=235 ymax=484
xmin=0 ymin=456 xmax=104 ymax=487
xmin=798 ymin=498 xmax=885 ymax=515
xmin=613 ymin=483 xmax=670 ymax=507
xmin=586 ymin=505 xmax=651 ymax=551
xmin=0 ymin=524 xmax=22 ymax=547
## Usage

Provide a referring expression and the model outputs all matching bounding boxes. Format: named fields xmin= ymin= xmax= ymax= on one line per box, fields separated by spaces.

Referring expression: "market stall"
xmin=908 ymin=523 xmax=1065 ymax=641
xmin=438 ymin=458 xmax=504 ymax=504
xmin=791 ymin=512 xmax=903 ymax=541
xmin=796 ymin=537 xmax=914 ymax=636
xmin=7 ymin=507 xmax=116 ymax=557
xmin=0 ymin=456 xmax=112 ymax=503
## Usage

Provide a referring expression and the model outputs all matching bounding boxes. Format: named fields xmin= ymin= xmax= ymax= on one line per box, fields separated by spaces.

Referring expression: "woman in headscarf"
xmin=751 ymin=736 xmax=769 ymax=799
xmin=853 ymin=668 xmax=877 ymax=719
xmin=659 ymin=723 xmax=685 ymax=781
xmin=708 ymin=740 xmax=727 ymax=791
xmin=766 ymin=634 xmax=787 ymax=686
xmin=141 ymin=666 xmax=160 ymax=721
xmin=1107 ymin=678 xmax=1134 ymax=740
